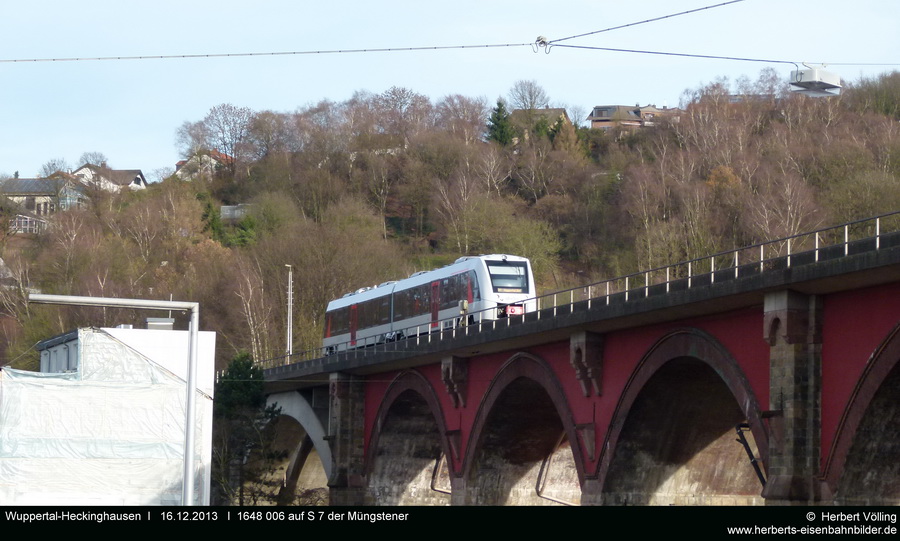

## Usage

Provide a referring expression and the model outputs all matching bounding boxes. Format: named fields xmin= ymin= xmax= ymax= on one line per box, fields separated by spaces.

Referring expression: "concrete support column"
xmin=326 ymin=372 xmax=367 ymax=505
xmin=449 ymin=475 xmax=469 ymax=506
xmin=762 ymin=290 xmax=823 ymax=503
xmin=442 ymin=355 xmax=470 ymax=506
xmin=579 ymin=478 xmax=604 ymax=505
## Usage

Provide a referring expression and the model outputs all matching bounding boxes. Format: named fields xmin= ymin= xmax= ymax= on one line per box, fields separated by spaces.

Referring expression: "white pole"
xmin=285 ymin=264 xmax=293 ymax=357
xmin=184 ymin=303 xmax=199 ymax=506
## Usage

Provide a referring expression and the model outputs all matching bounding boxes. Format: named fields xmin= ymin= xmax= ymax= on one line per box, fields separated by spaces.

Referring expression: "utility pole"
xmin=285 ymin=264 xmax=293 ymax=358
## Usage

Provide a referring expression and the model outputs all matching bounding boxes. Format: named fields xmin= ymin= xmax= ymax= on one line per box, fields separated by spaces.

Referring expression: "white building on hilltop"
xmin=71 ymin=163 xmax=148 ymax=191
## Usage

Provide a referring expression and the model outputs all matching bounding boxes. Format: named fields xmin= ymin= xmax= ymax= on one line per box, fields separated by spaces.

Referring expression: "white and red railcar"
xmin=323 ymin=254 xmax=536 ymax=353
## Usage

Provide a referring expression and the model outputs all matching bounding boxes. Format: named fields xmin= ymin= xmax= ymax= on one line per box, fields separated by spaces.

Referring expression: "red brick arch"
xmin=597 ymin=327 xmax=768 ymax=490
xmin=463 ymin=351 xmax=587 ymax=484
xmin=825 ymin=322 xmax=900 ymax=494
xmin=365 ymin=370 xmax=451 ymax=477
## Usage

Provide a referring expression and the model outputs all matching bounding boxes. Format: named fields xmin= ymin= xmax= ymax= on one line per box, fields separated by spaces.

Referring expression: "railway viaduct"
xmin=263 ymin=216 xmax=900 ymax=506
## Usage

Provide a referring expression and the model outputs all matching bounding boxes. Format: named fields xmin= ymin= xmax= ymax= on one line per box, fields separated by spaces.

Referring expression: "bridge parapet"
xmin=264 ymin=211 xmax=900 ymax=375
xmin=266 ymin=212 xmax=900 ymax=387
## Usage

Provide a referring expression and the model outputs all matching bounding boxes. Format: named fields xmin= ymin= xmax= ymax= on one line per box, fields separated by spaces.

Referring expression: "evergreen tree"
xmin=212 ymin=352 xmax=283 ymax=505
xmin=486 ymin=99 xmax=517 ymax=146
xmin=532 ymin=116 xmax=552 ymax=140
xmin=199 ymin=195 xmax=226 ymax=243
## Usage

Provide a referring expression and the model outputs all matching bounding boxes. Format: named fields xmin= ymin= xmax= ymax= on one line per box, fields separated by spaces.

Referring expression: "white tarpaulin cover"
xmin=0 ymin=327 xmax=215 ymax=505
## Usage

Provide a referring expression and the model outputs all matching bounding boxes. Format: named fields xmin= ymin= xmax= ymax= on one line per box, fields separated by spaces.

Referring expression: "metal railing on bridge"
xmin=260 ymin=211 xmax=900 ymax=371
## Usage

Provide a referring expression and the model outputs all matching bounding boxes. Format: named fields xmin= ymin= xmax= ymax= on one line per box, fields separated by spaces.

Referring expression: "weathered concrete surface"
xmin=602 ymin=359 xmax=764 ymax=505
xmin=366 ymin=390 xmax=450 ymax=505
xmin=276 ymin=420 xmax=329 ymax=505
xmin=465 ymin=378 xmax=580 ymax=505
xmin=835 ymin=351 xmax=900 ymax=505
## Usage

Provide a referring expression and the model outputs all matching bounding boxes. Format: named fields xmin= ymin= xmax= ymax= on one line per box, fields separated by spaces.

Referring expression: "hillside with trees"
xmin=1 ymin=69 xmax=899 ymax=369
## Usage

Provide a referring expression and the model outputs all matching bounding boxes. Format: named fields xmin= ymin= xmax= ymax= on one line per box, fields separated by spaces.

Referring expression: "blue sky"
xmin=1 ymin=0 xmax=897 ymax=180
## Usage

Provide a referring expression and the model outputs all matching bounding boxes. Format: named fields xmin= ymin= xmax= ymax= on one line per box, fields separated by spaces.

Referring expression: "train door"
xmin=431 ymin=281 xmax=440 ymax=328
xmin=349 ymin=304 xmax=358 ymax=346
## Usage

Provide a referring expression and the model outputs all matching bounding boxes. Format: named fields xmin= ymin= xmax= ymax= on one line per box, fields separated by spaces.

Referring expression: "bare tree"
xmin=475 ymin=143 xmax=510 ymax=196
xmin=247 ymin=110 xmax=296 ymax=161
xmin=77 ymin=151 xmax=108 ymax=167
xmin=234 ymin=255 xmax=276 ymax=362
xmin=562 ymin=103 xmax=588 ymax=128
xmin=42 ymin=209 xmax=101 ymax=293
xmin=176 ymin=120 xmax=211 ymax=159
xmin=435 ymin=144 xmax=483 ymax=253
xmin=436 ymin=94 xmax=488 ymax=145
xmin=150 ymin=167 xmax=174 ymax=183
xmin=845 ymin=71 xmax=900 ymax=120
xmin=514 ymin=139 xmax=556 ymax=202
xmin=203 ymin=103 xmax=254 ymax=174
xmin=356 ymin=152 xmax=398 ymax=239
xmin=376 ymin=86 xmax=433 ymax=145
xmin=38 ymin=158 xmax=71 ymax=178
xmin=508 ymin=80 xmax=550 ymax=111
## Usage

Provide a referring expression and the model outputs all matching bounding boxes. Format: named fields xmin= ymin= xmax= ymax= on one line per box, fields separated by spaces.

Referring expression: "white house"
xmin=71 ymin=163 xmax=148 ymax=192
xmin=174 ymin=150 xmax=234 ymax=182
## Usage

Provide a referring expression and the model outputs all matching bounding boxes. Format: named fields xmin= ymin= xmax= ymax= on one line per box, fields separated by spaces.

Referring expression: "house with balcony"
xmin=0 ymin=177 xmax=86 ymax=216
xmin=0 ymin=177 xmax=87 ymax=233
xmin=587 ymin=104 xmax=680 ymax=132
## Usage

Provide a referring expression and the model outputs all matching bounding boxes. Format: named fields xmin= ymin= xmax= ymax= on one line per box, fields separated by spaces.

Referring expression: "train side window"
xmin=378 ymin=296 xmax=391 ymax=325
xmin=394 ymin=288 xmax=408 ymax=320
xmin=327 ymin=306 xmax=350 ymax=336
xmin=441 ymin=277 xmax=458 ymax=310
xmin=416 ymin=284 xmax=430 ymax=316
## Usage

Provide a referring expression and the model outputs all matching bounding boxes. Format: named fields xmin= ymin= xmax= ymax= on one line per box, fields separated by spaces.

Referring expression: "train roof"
xmin=325 ymin=254 xmax=529 ymax=311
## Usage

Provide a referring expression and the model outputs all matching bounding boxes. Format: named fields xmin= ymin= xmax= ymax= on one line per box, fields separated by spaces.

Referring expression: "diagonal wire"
xmin=549 ymin=0 xmax=748 ymax=44
xmin=551 ymin=43 xmax=800 ymax=67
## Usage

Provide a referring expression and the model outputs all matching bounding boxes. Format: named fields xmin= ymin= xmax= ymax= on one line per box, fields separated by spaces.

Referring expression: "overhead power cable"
xmin=0 ymin=42 xmax=532 ymax=64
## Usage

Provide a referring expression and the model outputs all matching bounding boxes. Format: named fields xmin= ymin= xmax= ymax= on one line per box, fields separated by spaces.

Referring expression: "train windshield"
xmin=486 ymin=260 xmax=529 ymax=293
